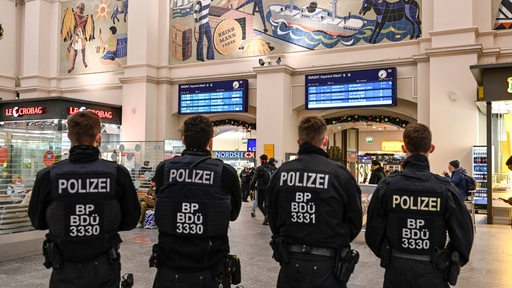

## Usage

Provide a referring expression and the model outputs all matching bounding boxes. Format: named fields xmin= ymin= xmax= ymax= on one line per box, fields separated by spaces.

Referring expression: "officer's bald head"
xmin=67 ymin=111 xmax=101 ymax=147
xmin=402 ymin=123 xmax=432 ymax=155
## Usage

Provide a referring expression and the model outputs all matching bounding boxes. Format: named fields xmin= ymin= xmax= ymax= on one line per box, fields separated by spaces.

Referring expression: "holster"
xmin=334 ymin=246 xmax=360 ymax=284
xmin=432 ymin=247 xmax=461 ymax=286
xmin=379 ymin=239 xmax=391 ymax=268
xmin=225 ymin=254 xmax=242 ymax=284
xmin=108 ymin=234 xmax=122 ymax=263
xmin=149 ymin=244 xmax=160 ymax=268
xmin=269 ymin=237 xmax=289 ymax=264
xmin=42 ymin=238 xmax=62 ymax=270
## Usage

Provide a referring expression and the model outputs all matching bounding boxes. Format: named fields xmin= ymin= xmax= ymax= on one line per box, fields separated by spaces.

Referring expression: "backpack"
xmin=261 ymin=165 xmax=277 ymax=188
xmin=461 ymin=172 xmax=476 ymax=195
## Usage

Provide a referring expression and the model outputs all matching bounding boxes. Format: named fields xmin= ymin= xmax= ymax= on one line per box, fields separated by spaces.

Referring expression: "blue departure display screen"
xmin=305 ymin=67 xmax=397 ymax=110
xmin=179 ymin=79 xmax=249 ymax=114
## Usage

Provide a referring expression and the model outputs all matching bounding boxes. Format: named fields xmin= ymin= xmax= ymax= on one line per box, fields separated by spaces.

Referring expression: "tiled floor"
xmin=0 ymin=202 xmax=511 ymax=287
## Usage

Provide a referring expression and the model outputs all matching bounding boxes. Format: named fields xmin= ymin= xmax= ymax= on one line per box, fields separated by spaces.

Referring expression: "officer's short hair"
xmin=403 ymin=123 xmax=432 ymax=154
xmin=298 ymin=116 xmax=327 ymax=146
xmin=67 ymin=111 xmax=101 ymax=146
xmin=182 ymin=115 xmax=213 ymax=149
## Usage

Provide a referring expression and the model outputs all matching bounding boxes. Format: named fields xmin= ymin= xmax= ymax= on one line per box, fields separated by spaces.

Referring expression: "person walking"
xmin=369 ymin=159 xmax=387 ymax=184
xmin=365 ymin=123 xmax=474 ymax=288
xmin=239 ymin=166 xmax=252 ymax=202
xmin=151 ymin=115 xmax=242 ymax=288
xmin=267 ymin=115 xmax=363 ymax=287
xmin=28 ymin=110 xmax=140 ymax=288
xmin=250 ymin=155 xmax=277 ymax=225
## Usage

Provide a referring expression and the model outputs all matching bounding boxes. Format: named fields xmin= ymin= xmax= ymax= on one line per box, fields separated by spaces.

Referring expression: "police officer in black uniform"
xmin=267 ymin=115 xmax=363 ymax=288
xmin=365 ymin=123 xmax=474 ymax=288
xmin=28 ymin=111 xmax=141 ymax=288
xmin=151 ymin=115 xmax=242 ymax=288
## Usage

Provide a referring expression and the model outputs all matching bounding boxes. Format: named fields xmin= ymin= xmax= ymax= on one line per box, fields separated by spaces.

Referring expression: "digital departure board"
xmin=179 ymin=79 xmax=249 ymax=114
xmin=305 ymin=67 xmax=397 ymax=110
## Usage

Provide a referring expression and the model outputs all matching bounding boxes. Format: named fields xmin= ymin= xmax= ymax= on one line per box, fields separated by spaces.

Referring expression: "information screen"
xmin=179 ymin=79 xmax=248 ymax=114
xmin=305 ymin=67 xmax=397 ymax=110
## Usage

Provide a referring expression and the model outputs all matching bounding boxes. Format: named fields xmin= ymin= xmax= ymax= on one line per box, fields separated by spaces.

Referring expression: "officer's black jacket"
xmin=28 ymin=146 xmax=141 ymax=258
xmin=365 ymin=154 xmax=474 ymax=266
xmin=267 ymin=142 xmax=362 ymax=249
xmin=152 ymin=148 xmax=242 ymax=272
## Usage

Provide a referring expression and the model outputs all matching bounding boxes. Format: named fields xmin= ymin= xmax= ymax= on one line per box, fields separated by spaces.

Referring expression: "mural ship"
xmin=269 ymin=0 xmax=363 ymax=37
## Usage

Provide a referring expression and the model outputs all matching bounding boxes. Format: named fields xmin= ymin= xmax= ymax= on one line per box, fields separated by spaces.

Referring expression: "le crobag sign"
xmin=0 ymin=98 xmax=121 ymax=124
xmin=68 ymin=106 xmax=113 ymax=119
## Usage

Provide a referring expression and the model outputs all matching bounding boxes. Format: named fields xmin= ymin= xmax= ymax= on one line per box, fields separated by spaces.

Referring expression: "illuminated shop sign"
xmin=0 ymin=97 xmax=121 ymax=124
xmin=5 ymin=106 xmax=45 ymax=117
xmin=508 ymin=77 xmax=512 ymax=93
xmin=214 ymin=151 xmax=255 ymax=158
xmin=68 ymin=106 xmax=113 ymax=119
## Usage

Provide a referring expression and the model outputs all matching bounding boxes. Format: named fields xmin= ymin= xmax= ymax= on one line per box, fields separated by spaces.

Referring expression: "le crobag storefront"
xmin=0 ymin=97 xmax=122 ymax=167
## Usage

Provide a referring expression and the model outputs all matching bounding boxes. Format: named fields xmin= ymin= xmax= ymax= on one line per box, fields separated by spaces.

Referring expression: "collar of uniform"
xmin=182 ymin=148 xmax=211 ymax=157
xmin=297 ymin=142 xmax=329 ymax=158
xmin=69 ymin=145 xmax=100 ymax=162
xmin=402 ymin=154 xmax=430 ymax=171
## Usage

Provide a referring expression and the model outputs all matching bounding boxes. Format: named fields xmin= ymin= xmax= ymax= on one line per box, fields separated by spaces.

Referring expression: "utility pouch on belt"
xmin=432 ymin=247 xmax=460 ymax=286
xmin=269 ymin=237 xmax=289 ymax=264
xmin=334 ymin=246 xmax=359 ymax=284
xmin=379 ymin=240 xmax=391 ymax=268
xmin=226 ymin=254 xmax=241 ymax=284
xmin=149 ymin=244 xmax=160 ymax=268
xmin=42 ymin=238 xmax=62 ymax=269
xmin=120 ymin=273 xmax=134 ymax=288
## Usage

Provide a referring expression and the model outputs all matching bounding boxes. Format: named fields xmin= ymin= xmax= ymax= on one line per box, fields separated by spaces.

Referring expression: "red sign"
xmin=43 ymin=150 xmax=55 ymax=167
xmin=5 ymin=106 xmax=45 ymax=117
xmin=0 ymin=146 xmax=8 ymax=164
xmin=68 ymin=106 xmax=113 ymax=119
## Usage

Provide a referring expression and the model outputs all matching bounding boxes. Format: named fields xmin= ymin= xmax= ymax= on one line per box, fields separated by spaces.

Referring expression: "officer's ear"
xmin=429 ymin=144 xmax=435 ymax=154
xmin=93 ymin=133 xmax=102 ymax=148
xmin=207 ymin=138 xmax=213 ymax=150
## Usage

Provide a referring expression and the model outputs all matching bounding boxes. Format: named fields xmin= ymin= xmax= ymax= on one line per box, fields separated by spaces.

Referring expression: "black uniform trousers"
xmin=49 ymin=254 xmax=120 ymax=288
xmin=153 ymin=266 xmax=230 ymax=288
xmin=383 ymin=257 xmax=448 ymax=288
xmin=277 ymin=253 xmax=345 ymax=288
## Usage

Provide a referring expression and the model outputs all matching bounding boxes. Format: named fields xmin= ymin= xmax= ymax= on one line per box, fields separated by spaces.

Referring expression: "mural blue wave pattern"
xmin=267 ymin=7 xmax=416 ymax=49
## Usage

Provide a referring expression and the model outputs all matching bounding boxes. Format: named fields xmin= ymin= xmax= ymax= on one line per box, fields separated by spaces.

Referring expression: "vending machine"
xmin=472 ymin=145 xmax=487 ymax=213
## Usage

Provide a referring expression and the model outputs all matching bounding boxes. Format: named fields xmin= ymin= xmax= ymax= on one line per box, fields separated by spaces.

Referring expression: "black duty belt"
xmin=287 ymin=244 xmax=337 ymax=258
xmin=392 ymin=250 xmax=431 ymax=262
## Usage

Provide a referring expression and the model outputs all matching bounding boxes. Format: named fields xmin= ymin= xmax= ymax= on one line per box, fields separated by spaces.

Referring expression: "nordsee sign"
xmin=214 ymin=151 xmax=249 ymax=158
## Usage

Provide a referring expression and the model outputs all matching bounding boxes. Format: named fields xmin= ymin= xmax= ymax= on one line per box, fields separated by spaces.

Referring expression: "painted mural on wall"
xmin=495 ymin=0 xmax=512 ymax=29
xmin=60 ymin=0 xmax=128 ymax=75
xmin=169 ymin=0 xmax=422 ymax=64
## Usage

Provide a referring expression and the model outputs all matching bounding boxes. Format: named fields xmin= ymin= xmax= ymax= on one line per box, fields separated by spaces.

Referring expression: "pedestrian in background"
xmin=250 ymin=155 xmax=277 ymax=225
xmin=369 ymin=159 xmax=386 ymax=184
xmin=442 ymin=160 xmax=467 ymax=200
